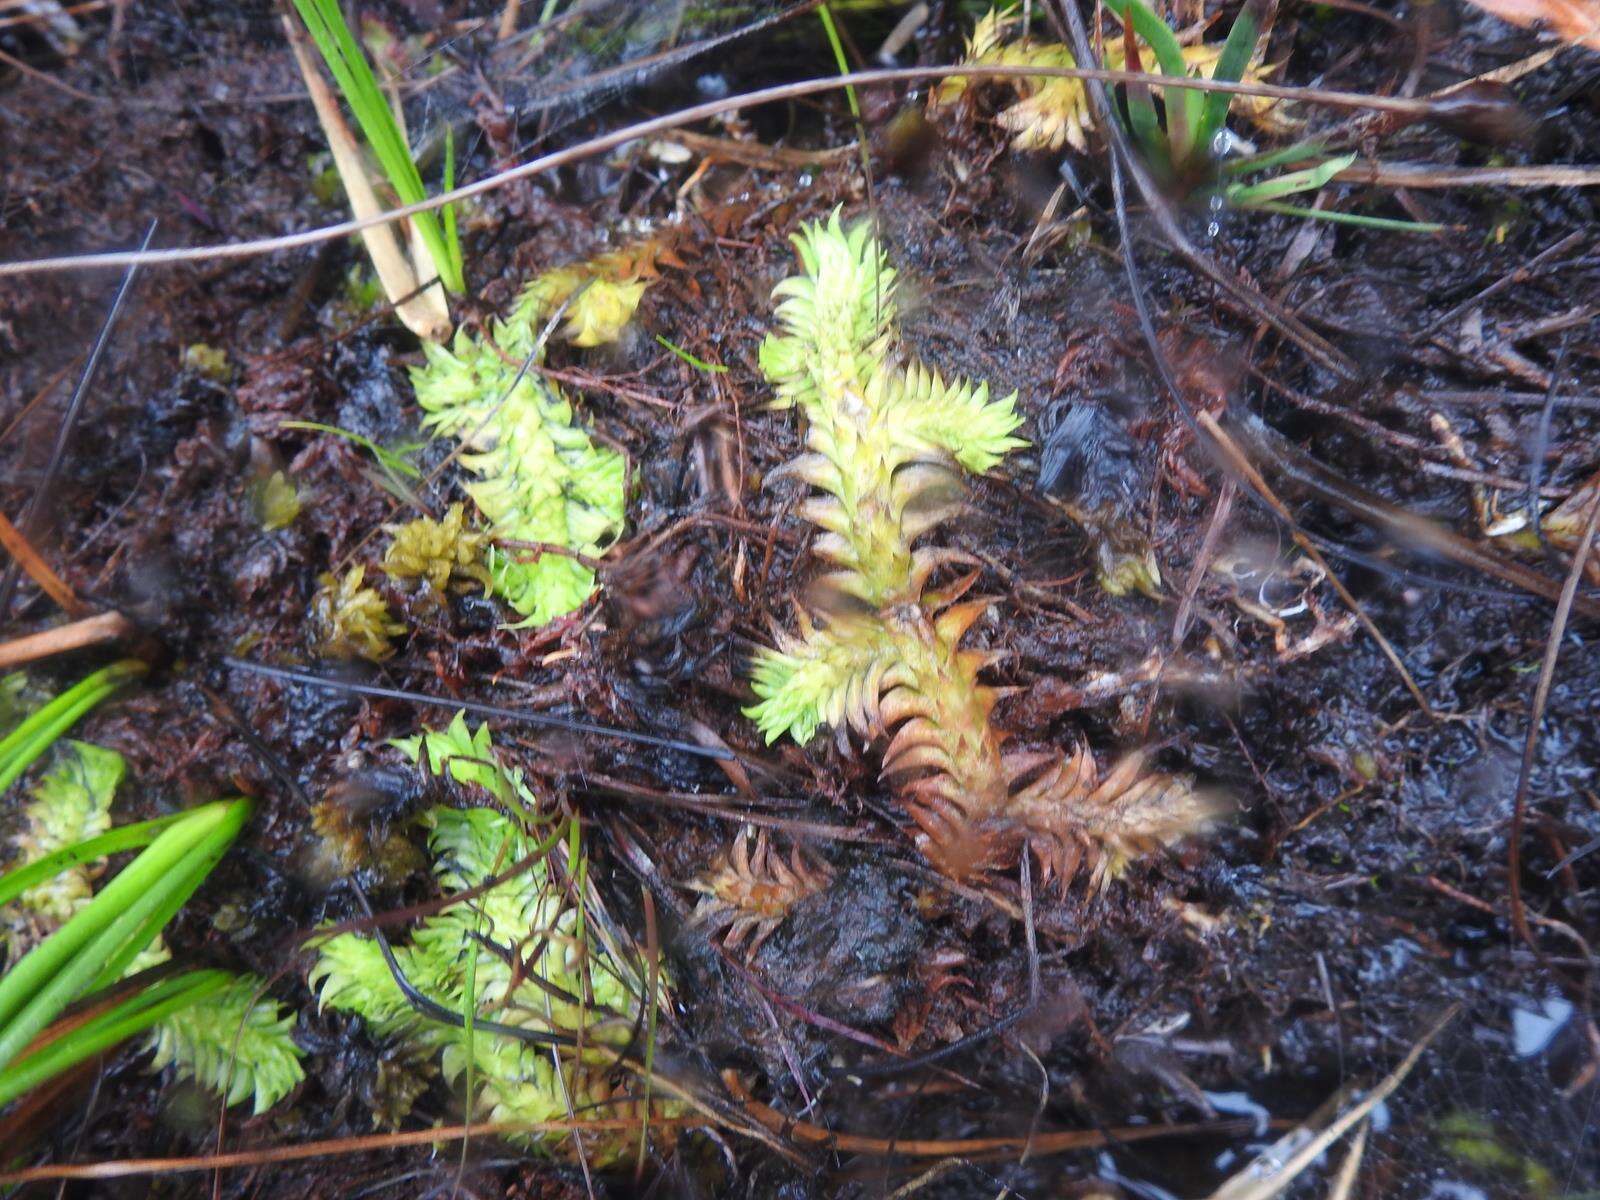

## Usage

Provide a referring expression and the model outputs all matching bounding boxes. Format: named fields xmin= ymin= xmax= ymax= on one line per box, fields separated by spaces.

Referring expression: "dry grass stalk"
xmin=281 ymin=14 xmax=451 ymax=342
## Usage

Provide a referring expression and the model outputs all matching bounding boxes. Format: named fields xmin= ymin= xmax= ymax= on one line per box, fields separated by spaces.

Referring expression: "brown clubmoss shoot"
xmin=688 ymin=829 xmax=833 ymax=957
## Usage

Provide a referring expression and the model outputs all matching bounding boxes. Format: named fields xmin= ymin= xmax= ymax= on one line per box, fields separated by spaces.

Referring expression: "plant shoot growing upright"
xmin=748 ymin=212 xmax=1215 ymax=885
xmin=287 ymin=0 xmax=464 ymax=340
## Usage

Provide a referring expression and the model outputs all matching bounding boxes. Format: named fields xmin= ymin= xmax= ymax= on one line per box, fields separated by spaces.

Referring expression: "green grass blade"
xmin=0 ymin=814 xmax=189 ymax=908
xmin=1221 ymin=138 xmax=1326 ymax=178
xmin=817 ymin=4 xmax=860 ymax=122
xmin=818 ymin=3 xmax=876 ymax=208
xmin=1104 ymin=0 xmax=1200 ymax=163
xmin=0 ymin=799 xmax=250 ymax=1071
xmin=653 ymin=335 xmax=728 ymax=374
xmin=279 ymin=421 xmax=425 ymax=479
xmin=1244 ymin=200 xmax=1445 ymax=233
xmin=1226 ymin=152 xmax=1355 ymax=205
xmin=87 ymin=801 xmax=252 ymax=993
xmin=442 ymin=126 xmax=461 ymax=287
xmin=0 ymin=970 xmax=230 ymax=1108
xmin=1194 ymin=0 xmax=1264 ymax=158
xmin=290 ymin=0 xmax=463 ymax=292
xmin=1119 ymin=23 xmax=1165 ymax=172
xmin=0 ymin=660 xmax=146 ymax=794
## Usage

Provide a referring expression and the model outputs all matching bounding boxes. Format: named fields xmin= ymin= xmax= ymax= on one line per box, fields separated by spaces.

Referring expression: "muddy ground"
xmin=2 ymin=1 xmax=1599 ymax=1197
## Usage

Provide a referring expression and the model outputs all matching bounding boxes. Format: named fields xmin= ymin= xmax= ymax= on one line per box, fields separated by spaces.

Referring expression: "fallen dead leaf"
xmin=1460 ymin=0 xmax=1600 ymax=51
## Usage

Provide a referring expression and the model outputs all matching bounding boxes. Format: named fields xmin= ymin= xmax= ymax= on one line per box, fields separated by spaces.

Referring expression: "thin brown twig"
xmin=1507 ymin=488 xmax=1600 ymax=956
xmin=0 ymin=1118 xmax=703 ymax=1184
xmin=0 ymin=611 xmax=132 ymax=670
xmin=1420 ymin=231 xmax=1589 ymax=338
xmin=0 ymin=362 xmax=75 ymax=447
xmin=0 ymin=64 xmax=1484 ymax=280
xmin=0 ymin=510 xmax=85 ymax=617
xmin=1228 ymin=414 xmax=1600 ymax=619
xmin=724 ymin=1071 xmax=1247 ymax=1157
xmin=0 ymin=44 xmax=101 ymax=102
xmin=1198 ymin=412 xmax=1435 ymax=718
xmin=1172 ymin=479 xmax=1236 ymax=648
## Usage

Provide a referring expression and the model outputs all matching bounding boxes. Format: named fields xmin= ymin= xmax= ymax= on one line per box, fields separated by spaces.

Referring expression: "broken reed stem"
xmin=280 ymin=13 xmax=451 ymax=343
xmin=0 ymin=510 xmax=84 ymax=617
xmin=0 ymin=612 xmax=133 ymax=671
xmin=1197 ymin=412 xmax=1435 ymax=719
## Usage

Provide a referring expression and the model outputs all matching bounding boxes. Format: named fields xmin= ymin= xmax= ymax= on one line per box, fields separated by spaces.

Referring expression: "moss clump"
xmin=250 ymin=470 xmax=301 ymax=531
xmin=310 ymin=565 xmax=405 ymax=661
xmin=381 ymin=502 xmax=492 ymax=594
xmin=3 ymin=740 xmax=124 ymax=951
xmin=182 ymin=342 xmax=232 ymax=381
xmin=511 ymin=239 xmax=676 ymax=348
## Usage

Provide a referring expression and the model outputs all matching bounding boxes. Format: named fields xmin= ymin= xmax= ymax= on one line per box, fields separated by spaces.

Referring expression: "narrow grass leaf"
xmin=1221 ymin=138 xmax=1326 ymax=177
xmin=0 ymin=799 xmax=250 ymax=1073
xmin=1104 ymin=0 xmax=1200 ymax=162
xmin=1244 ymin=200 xmax=1445 ymax=232
xmin=653 ymin=335 xmax=727 ymax=374
xmin=1228 ymin=152 xmax=1356 ymax=205
xmin=1195 ymin=0 xmax=1266 ymax=157
xmin=87 ymin=803 xmax=252 ymax=993
xmin=0 ymin=660 xmax=146 ymax=795
xmin=0 ymin=814 xmax=189 ymax=908
xmin=0 ymin=970 xmax=231 ymax=1107
xmin=1119 ymin=24 xmax=1165 ymax=174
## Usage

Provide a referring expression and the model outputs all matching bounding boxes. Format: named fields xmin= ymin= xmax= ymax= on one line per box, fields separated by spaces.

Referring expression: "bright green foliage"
xmin=747 ymin=211 xmax=1024 ymax=740
xmin=4 ymin=741 xmax=124 ymax=946
xmin=411 ymin=316 xmax=626 ymax=627
xmin=758 ymin=212 xmax=897 ymax=414
xmin=145 ymin=975 xmax=305 ymax=1114
xmin=391 ymin=710 xmax=536 ymax=816
xmin=312 ymin=720 xmax=666 ymax=1154
xmin=888 ymin=363 xmax=1030 ymax=474
xmin=746 ymin=615 xmax=895 ymax=747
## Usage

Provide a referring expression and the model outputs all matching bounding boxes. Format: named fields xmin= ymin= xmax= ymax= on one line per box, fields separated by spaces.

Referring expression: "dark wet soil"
xmin=3 ymin=1 xmax=1599 ymax=1197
